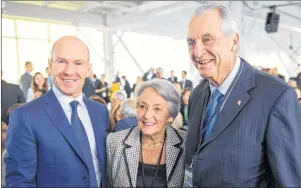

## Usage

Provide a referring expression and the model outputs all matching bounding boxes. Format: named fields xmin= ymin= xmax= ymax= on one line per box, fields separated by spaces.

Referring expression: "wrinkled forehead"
xmin=188 ymin=9 xmax=223 ymax=38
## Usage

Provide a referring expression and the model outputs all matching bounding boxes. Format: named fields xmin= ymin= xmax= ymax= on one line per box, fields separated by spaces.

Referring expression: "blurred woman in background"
xmin=26 ymin=72 xmax=48 ymax=102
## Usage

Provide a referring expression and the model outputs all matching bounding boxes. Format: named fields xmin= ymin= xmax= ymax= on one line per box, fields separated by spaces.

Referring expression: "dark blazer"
xmin=114 ymin=117 xmax=137 ymax=132
xmin=20 ymin=72 xmax=32 ymax=99
xmin=95 ymin=80 xmax=110 ymax=103
xmin=1 ymin=80 xmax=25 ymax=124
xmin=5 ymin=90 xmax=109 ymax=187
xmin=106 ymin=126 xmax=186 ymax=187
xmin=83 ymin=77 xmax=96 ymax=98
xmin=185 ymin=58 xmax=301 ymax=187
xmin=122 ymin=80 xmax=132 ymax=98
xmin=168 ymin=76 xmax=178 ymax=83
xmin=179 ymin=79 xmax=193 ymax=90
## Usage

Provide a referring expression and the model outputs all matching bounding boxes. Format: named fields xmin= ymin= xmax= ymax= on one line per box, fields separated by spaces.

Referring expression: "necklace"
xmin=140 ymin=132 xmax=166 ymax=188
xmin=142 ymin=140 xmax=164 ymax=148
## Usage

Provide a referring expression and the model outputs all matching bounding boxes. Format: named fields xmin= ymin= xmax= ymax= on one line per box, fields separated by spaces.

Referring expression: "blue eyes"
xmin=58 ymin=60 xmax=65 ymax=64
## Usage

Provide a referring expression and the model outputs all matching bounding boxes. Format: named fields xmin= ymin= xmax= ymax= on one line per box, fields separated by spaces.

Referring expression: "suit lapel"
xmin=165 ymin=126 xmax=183 ymax=184
xmin=200 ymin=60 xmax=256 ymax=148
xmin=185 ymin=81 xmax=210 ymax=163
xmin=44 ymin=90 xmax=87 ymax=166
xmin=123 ymin=127 xmax=140 ymax=187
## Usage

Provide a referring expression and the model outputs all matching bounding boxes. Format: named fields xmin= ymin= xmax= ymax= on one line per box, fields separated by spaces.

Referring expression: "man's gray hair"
xmin=120 ymin=99 xmax=137 ymax=118
xmin=192 ymin=3 xmax=238 ymax=36
xmin=113 ymin=90 xmax=126 ymax=101
xmin=156 ymin=67 xmax=163 ymax=73
xmin=136 ymin=78 xmax=180 ymax=119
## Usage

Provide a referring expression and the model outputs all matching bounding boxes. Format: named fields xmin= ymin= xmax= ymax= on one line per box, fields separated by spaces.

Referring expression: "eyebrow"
xmin=56 ymin=57 xmax=84 ymax=62
xmin=139 ymin=101 xmax=163 ymax=106
xmin=187 ymin=33 xmax=213 ymax=40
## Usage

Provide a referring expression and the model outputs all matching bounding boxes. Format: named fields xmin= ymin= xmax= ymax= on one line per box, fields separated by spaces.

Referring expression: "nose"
xmin=193 ymin=41 xmax=206 ymax=58
xmin=63 ymin=62 xmax=75 ymax=75
xmin=144 ymin=108 xmax=153 ymax=119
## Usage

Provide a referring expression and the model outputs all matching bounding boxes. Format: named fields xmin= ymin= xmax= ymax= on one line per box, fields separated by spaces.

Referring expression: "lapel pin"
xmin=237 ymin=100 xmax=241 ymax=105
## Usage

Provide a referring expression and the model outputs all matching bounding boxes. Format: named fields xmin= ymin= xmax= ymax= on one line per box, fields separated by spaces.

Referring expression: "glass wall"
xmin=113 ymin=32 xmax=191 ymax=85
xmin=2 ymin=17 xmax=104 ymax=84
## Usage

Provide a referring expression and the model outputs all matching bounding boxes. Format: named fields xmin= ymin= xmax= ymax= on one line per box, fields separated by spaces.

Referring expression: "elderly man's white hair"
xmin=120 ymin=99 xmax=137 ymax=118
xmin=192 ymin=3 xmax=239 ymax=36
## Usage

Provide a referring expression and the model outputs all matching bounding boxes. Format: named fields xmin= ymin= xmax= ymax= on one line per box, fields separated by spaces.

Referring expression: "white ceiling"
xmin=2 ymin=1 xmax=301 ymax=75
xmin=2 ymin=1 xmax=301 ymax=38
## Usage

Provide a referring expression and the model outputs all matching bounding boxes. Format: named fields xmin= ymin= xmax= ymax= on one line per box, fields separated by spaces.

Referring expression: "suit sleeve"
xmin=17 ymin=87 xmax=26 ymax=103
xmin=266 ymin=87 xmax=301 ymax=186
xmin=4 ymin=109 xmax=37 ymax=187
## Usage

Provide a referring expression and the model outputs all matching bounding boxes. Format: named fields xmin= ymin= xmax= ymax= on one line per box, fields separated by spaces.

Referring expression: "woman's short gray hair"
xmin=192 ymin=3 xmax=238 ymax=36
xmin=136 ymin=79 xmax=180 ymax=119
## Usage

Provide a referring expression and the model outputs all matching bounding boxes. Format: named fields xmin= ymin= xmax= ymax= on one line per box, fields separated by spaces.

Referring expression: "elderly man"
xmin=5 ymin=36 xmax=109 ymax=187
xmin=184 ymin=3 xmax=301 ymax=187
xmin=114 ymin=99 xmax=138 ymax=132
xmin=110 ymin=90 xmax=126 ymax=110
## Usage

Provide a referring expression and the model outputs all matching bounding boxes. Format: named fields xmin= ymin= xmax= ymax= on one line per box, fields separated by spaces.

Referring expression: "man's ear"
xmin=86 ymin=63 xmax=92 ymax=78
xmin=231 ymin=33 xmax=240 ymax=52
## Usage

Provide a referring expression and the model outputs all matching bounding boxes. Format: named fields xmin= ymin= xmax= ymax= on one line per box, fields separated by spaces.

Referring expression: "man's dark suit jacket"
xmin=20 ymin=72 xmax=32 ymax=99
xmin=168 ymin=76 xmax=178 ymax=83
xmin=122 ymin=80 xmax=132 ymax=98
xmin=1 ymin=80 xmax=25 ymax=124
xmin=180 ymin=79 xmax=193 ymax=90
xmin=83 ymin=77 xmax=96 ymax=98
xmin=185 ymin=58 xmax=301 ymax=187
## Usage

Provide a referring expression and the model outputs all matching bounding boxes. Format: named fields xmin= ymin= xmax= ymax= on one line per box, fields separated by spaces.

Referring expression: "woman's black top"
xmin=136 ymin=162 xmax=167 ymax=188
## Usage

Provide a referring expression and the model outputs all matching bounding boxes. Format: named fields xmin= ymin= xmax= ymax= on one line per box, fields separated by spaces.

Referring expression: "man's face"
xmin=170 ymin=71 xmax=174 ymax=77
xmin=46 ymin=67 xmax=52 ymax=76
xmin=187 ymin=9 xmax=239 ymax=85
xmin=181 ymin=72 xmax=186 ymax=79
xmin=50 ymin=37 xmax=90 ymax=99
xmin=26 ymin=63 xmax=33 ymax=72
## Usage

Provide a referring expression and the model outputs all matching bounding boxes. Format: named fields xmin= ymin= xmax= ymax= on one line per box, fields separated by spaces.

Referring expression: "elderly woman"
xmin=106 ymin=79 xmax=186 ymax=187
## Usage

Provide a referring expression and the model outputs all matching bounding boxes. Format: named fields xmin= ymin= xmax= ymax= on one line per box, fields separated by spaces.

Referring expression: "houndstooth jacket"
xmin=106 ymin=125 xmax=186 ymax=187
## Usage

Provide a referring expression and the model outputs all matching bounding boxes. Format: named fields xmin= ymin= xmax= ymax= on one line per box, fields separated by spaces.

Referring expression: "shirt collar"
xmin=26 ymin=71 xmax=32 ymax=75
xmin=52 ymin=84 xmax=86 ymax=109
xmin=209 ymin=56 xmax=241 ymax=95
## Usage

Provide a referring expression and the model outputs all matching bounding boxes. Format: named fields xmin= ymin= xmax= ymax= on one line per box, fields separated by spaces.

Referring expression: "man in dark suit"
xmin=184 ymin=4 xmax=301 ymax=187
xmin=83 ymin=76 xmax=96 ymax=98
xmin=19 ymin=61 xmax=33 ymax=99
xmin=168 ymin=70 xmax=178 ymax=83
xmin=1 ymin=77 xmax=25 ymax=124
xmin=45 ymin=65 xmax=53 ymax=89
xmin=5 ymin=36 xmax=109 ymax=187
xmin=180 ymin=71 xmax=193 ymax=90
xmin=120 ymin=76 xmax=132 ymax=98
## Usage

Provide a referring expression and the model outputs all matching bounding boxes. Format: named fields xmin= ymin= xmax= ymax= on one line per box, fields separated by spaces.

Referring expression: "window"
xmin=77 ymin=26 xmax=104 ymax=76
xmin=16 ymin=20 xmax=48 ymax=39
xmin=49 ymin=23 xmax=77 ymax=41
xmin=18 ymin=39 xmax=49 ymax=77
xmin=2 ymin=38 xmax=19 ymax=84
xmin=2 ymin=18 xmax=15 ymax=37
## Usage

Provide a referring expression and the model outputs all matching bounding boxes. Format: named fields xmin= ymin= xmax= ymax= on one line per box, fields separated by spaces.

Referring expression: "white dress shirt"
xmin=52 ymin=85 xmax=101 ymax=186
xmin=209 ymin=56 xmax=241 ymax=111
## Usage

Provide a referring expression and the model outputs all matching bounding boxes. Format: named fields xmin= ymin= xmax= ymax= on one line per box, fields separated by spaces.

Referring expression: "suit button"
xmin=83 ymin=175 xmax=90 ymax=180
